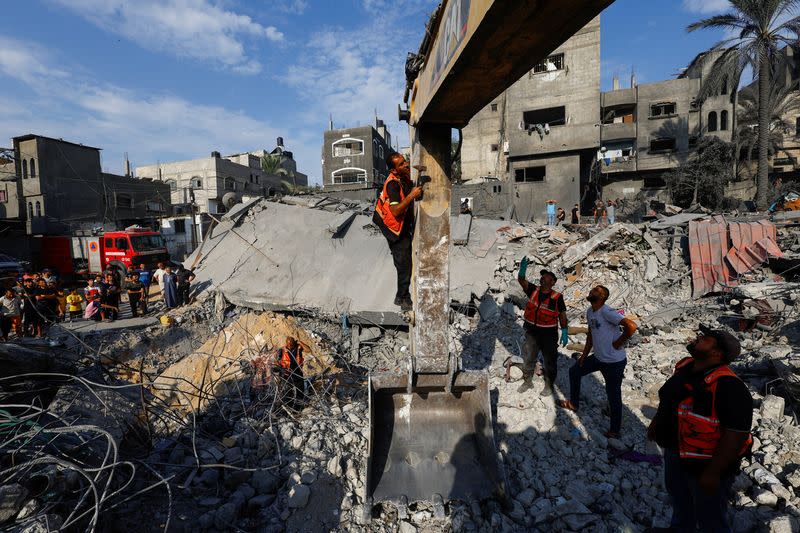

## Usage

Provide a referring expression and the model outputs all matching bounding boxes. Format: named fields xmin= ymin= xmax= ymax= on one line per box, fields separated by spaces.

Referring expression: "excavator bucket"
xmin=366 ymin=371 xmax=506 ymax=510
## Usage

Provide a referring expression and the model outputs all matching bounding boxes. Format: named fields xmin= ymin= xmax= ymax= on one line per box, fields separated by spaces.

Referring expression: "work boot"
xmin=540 ymin=379 xmax=553 ymax=397
xmin=517 ymin=376 xmax=534 ymax=393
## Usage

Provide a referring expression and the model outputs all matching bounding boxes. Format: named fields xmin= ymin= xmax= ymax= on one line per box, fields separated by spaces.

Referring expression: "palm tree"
xmin=736 ymin=76 xmax=800 ymax=169
xmin=688 ymin=0 xmax=800 ymax=209
xmin=261 ymin=153 xmax=282 ymax=175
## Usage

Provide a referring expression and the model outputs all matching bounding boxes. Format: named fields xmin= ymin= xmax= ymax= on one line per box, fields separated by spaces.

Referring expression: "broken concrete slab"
xmin=560 ymin=224 xmax=638 ymax=267
xmin=326 ymin=212 xmax=357 ymax=237
xmin=188 ymin=201 xmax=508 ymax=322
xmin=452 ymin=213 xmax=472 ymax=245
xmin=649 ymin=213 xmax=708 ymax=230
xmin=643 ymin=231 xmax=668 ymax=265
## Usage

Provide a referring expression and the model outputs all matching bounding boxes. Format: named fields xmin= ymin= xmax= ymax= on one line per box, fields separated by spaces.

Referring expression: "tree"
xmin=666 ymin=137 xmax=735 ymax=209
xmin=688 ymin=0 xmax=800 ymax=210
xmin=736 ymin=74 xmax=800 ymax=165
xmin=261 ymin=153 xmax=283 ymax=175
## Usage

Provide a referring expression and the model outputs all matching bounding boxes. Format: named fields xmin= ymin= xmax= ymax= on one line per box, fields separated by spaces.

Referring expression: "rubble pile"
xmin=2 ymin=208 xmax=800 ymax=532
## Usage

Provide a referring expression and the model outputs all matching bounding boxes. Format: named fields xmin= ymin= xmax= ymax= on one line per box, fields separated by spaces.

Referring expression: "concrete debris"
xmin=452 ymin=213 xmax=473 ymax=245
xmin=5 ymin=199 xmax=800 ymax=532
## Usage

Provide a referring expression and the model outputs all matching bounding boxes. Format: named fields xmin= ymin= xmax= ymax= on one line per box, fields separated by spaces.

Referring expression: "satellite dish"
xmin=222 ymin=192 xmax=240 ymax=209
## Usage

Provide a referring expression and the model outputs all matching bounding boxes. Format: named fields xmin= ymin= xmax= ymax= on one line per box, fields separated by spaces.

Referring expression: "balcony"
xmin=600 ymin=156 xmax=636 ymax=174
xmin=601 ymin=122 xmax=636 ymax=142
xmin=601 ymin=89 xmax=636 ymax=108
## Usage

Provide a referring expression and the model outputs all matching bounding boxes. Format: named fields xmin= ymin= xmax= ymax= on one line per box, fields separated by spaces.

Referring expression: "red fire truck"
xmin=40 ymin=226 xmax=170 ymax=280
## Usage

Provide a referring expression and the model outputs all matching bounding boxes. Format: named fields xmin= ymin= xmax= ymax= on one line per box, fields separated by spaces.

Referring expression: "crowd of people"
xmin=0 ymin=262 xmax=195 ymax=341
xmin=543 ymin=198 xmax=621 ymax=227
xmin=516 ymin=257 xmax=754 ymax=531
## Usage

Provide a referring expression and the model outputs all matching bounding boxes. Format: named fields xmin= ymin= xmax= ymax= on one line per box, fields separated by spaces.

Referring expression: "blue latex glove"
xmin=560 ymin=328 xmax=569 ymax=347
xmin=518 ymin=256 xmax=529 ymax=279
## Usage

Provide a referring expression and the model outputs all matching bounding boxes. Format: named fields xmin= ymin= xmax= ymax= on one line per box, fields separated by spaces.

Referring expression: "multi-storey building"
xmin=136 ymin=138 xmax=307 ymax=215
xmin=8 ymin=134 xmax=170 ymax=235
xmin=321 ymin=118 xmax=394 ymax=202
xmin=461 ymin=17 xmax=601 ymax=221
xmin=599 ymin=50 xmax=735 ymax=200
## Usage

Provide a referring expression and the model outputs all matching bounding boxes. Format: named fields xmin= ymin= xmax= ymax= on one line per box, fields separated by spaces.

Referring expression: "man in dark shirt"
xmin=374 ymin=152 xmax=423 ymax=311
xmin=126 ymin=274 xmax=145 ymax=317
xmin=516 ymin=258 xmax=569 ymax=396
xmin=175 ymin=266 xmax=196 ymax=306
xmin=571 ymin=203 xmax=580 ymax=224
xmin=648 ymin=326 xmax=753 ymax=533
xmin=101 ymin=273 xmax=121 ymax=321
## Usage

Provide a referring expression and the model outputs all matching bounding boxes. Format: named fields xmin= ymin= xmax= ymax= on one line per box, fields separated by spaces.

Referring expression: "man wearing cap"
xmin=647 ymin=326 xmax=753 ymax=533
xmin=559 ymin=285 xmax=637 ymax=438
xmin=516 ymin=257 xmax=569 ymax=396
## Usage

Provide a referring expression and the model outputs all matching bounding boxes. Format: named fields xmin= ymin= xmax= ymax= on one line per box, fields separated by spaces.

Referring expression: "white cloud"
xmin=682 ymin=0 xmax=730 ymax=14
xmin=0 ymin=36 xmax=288 ymax=177
xmin=50 ymin=0 xmax=283 ymax=74
xmin=273 ymin=0 xmax=308 ymax=14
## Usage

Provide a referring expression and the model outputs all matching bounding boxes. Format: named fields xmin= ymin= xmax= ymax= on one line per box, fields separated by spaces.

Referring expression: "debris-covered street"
xmin=2 ymin=196 xmax=799 ymax=532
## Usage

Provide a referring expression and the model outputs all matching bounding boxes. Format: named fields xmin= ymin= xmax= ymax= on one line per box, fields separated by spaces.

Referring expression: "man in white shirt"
xmin=559 ymin=285 xmax=637 ymax=438
xmin=152 ymin=262 xmax=166 ymax=299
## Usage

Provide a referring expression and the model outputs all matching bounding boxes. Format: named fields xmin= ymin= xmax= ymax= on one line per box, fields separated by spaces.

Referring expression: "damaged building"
xmin=461 ymin=17 xmax=601 ymax=222
xmin=3 ymin=193 xmax=800 ymax=532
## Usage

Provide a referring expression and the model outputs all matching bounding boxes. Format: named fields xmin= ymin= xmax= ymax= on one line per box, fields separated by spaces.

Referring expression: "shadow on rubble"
xmin=458 ymin=293 xmax=526 ymax=372
xmin=441 ymin=355 xmax=659 ymax=529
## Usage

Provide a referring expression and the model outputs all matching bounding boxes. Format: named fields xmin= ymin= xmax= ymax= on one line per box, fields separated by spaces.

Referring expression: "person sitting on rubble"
xmin=273 ymin=336 xmax=311 ymax=408
xmin=647 ymin=326 xmax=753 ymax=533
xmin=516 ymin=257 xmax=569 ymax=397
xmin=559 ymin=285 xmax=637 ymax=439
xmin=373 ymin=152 xmax=423 ymax=311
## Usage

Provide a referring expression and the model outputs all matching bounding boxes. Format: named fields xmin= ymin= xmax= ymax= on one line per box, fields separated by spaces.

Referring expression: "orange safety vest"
xmin=674 ymin=357 xmax=753 ymax=461
xmin=374 ymin=172 xmax=407 ymax=237
xmin=523 ymin=288 xmax=562 ymax=328
xmin=278 ymin=347 xmax=304 ymax=371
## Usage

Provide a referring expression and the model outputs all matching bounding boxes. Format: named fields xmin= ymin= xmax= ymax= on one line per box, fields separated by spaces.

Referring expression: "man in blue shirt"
xmin=546 ymin=200 xmax=557 ymax=226
xmin=137 ymin=263 xmax=152 ymax=302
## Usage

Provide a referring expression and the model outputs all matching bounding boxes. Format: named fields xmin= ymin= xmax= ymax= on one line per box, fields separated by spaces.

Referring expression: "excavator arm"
xmin=366 ymin=0 xmax=615 ymax=519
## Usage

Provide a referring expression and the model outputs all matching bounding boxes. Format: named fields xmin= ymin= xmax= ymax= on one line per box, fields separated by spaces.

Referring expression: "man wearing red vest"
xmin=516 ymin=256 xmax=569 ymax=396
xmin=273 ymin=336 xmax=310 ymax=408
xmin=373 ymin=153 xmax=423 ymax=311
xmin=647 ymin=326 xmax=753 ymax=533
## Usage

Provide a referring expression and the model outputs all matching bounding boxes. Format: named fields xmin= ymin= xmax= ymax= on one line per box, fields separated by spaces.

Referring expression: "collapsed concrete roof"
xmin=189 ymin=198 xmax=509 ymax=324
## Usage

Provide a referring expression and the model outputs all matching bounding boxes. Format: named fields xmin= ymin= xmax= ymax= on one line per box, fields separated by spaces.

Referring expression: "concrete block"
xmin=453 ymin=214 xmax=472 ymax=245
xmin=761 ymin=395 xmax=785 ymax=420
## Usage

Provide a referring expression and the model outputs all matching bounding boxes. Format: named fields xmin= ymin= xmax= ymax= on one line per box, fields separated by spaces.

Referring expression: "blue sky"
xmin=0 ymin=0 xmax=731 ymax=184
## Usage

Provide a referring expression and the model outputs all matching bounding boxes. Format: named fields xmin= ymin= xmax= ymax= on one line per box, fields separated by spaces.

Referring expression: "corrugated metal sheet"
xmin=690 ymin=218 xmax=782 ymax=298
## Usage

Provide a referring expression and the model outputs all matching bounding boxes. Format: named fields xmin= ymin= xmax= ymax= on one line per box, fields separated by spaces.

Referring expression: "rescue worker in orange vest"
xmin=273 ymin=336 xmax=310 ymax=408
xmin=647 ymin=326 xmax=753 ymax=533
xmin=373 ymin=152 xmax=423 ymax=311
xmin=516 ymin=256 xmax=569 ymax=396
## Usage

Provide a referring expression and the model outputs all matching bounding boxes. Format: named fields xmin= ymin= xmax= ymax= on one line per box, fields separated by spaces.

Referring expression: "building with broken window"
xmin=599 ymin=49 xmax=735 ymax=201
xmin=7 ymin=134 xmax=171 ymax=236
xmin=460 ymin=17 xmax=601 ymax=222
xmin=136 ymin=138 xmax=306 ymax=216
xmin=321 ymin=118 xmax=394 ymax=202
